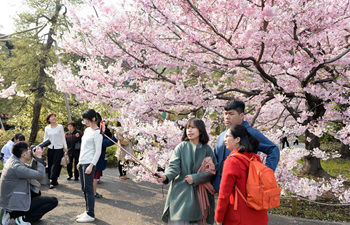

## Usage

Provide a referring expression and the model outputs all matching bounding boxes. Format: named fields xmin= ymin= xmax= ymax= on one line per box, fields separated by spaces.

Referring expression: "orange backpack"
xmin=232 ymin=152 xmax=281 ymax=211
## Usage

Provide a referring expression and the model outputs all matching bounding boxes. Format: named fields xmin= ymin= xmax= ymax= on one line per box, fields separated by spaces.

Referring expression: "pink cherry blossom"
xmin=50 ymin=0 xmax=350 ymax=202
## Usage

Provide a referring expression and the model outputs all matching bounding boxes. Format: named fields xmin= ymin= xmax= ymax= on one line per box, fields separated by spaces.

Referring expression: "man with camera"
xmin=0 ymin=142 xmax=58 ymax=225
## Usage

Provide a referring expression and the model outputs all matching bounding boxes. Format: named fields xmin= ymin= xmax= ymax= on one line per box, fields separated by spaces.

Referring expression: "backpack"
xmin=232 ymin=152 xmax=281 ymax=211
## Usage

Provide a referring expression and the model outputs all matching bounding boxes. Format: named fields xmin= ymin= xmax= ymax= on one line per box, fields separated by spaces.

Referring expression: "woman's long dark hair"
xmin=82 ymin=109 xmax=100 ymax=126
xmin=181 ymin=118 xmax=209 ymax=145
xmin=229 ymin=124 xmax=259 ymax=153
xmin=104 ymin=125 xmax=112 ymax=138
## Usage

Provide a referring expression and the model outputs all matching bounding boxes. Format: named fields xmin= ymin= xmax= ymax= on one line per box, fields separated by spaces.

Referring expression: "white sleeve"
xmin=60 ymin=125 xmax=68 ymax=149
xmin=1 ymin=145 xmax=10 ymax=161
xmin=1 ymin=144 xmax=6 ymax=154
xmin=44 ymin=126 xmax=48 ymax=141
xmin=91 ymin=132 xmax=103 ymax=166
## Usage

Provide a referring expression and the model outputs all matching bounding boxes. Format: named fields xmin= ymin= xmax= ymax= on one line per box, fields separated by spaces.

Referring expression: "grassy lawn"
xmin=321 ymin=158 xmax=350 ymax=180
xmin=270 ymin=197 xmax=350 ymax=222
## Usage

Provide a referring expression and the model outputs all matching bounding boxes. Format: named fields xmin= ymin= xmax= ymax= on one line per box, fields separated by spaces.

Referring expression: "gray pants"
xmin=79 ymin=164 xmax=96 ymax=218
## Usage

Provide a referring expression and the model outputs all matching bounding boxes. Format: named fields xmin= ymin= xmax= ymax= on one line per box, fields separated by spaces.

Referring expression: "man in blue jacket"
xmin=212 ymin=100 xmax=280 ymax=193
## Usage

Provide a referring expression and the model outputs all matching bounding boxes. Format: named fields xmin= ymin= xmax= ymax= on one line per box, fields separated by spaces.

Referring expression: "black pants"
xmin=9 ymin=196 xmax=58 ymax=222
xmin=67 ymin=150 xmax=80 ymax=179
xmin=281 ymin=137 xmax=290 ymax=149
xmin=79 ymin=164 xmax=96 ymax=218
xmin=47 ymin=148 xmax=64 ymax=185
xmin=118 ymin=160 xmax=127 ymax=176
xmin=293 ymin=139 xmax=299 ymax=145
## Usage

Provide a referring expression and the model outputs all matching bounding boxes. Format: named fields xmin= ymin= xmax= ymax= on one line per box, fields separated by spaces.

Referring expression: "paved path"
xmin=8 ymin=168 xmax=349 ymax=225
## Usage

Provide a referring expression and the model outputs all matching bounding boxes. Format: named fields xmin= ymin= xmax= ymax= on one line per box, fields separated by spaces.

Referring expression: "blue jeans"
xmin=79 ymin=164 xmax=96 ymax=217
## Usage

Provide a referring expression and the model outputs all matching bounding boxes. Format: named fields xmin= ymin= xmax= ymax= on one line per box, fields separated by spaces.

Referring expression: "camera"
xmin=30 ymin=139 xmax=51 ymax=152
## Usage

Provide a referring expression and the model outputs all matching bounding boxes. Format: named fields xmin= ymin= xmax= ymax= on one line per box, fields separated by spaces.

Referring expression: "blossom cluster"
xmin=277 ymin=146 xmax=350 ymax=203
xmin=0 ymin=76 xmax=16 ymax=98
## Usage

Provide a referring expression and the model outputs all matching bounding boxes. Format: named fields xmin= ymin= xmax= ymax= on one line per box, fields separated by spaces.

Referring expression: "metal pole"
xmin=0 ymin=117 xmax=4 ymax=130
xmin=103 ymin=134 xmax=160 ymax=177
xmin=292 ymin=197 xmax=297 ymax=216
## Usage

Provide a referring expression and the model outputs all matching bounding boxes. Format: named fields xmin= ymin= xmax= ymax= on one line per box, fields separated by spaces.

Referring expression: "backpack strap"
xmin=232 ymin=152 xmax=250 ymax=211
xmin=234 ymin=184 xmax=247 ymax=210
xmin=231 ymin=152 xmax=251 ymax=161
xmin=218 ymin=145 xmax=227 ymax=176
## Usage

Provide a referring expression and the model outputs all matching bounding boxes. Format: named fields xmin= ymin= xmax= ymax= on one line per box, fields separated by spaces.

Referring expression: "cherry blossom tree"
xmin=52 ymin=0 xmax=350 ymax=202
xmin=0 ymin=75 xmax=16 ymax=98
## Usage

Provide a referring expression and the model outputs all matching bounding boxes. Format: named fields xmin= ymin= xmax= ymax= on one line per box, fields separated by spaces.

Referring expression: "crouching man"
xmin=0 ymin=142 xmax=58 ymax=225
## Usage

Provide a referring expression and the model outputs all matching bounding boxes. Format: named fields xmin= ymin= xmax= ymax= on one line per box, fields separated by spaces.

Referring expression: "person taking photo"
xmin=0 ymin=142 xmax=58 ymax=225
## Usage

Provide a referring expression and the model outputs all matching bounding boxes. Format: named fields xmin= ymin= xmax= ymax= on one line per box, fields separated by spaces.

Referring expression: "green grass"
xmin=321 ymin=158 xmax=350 ymax=179
xmin=270 ymin=197 xmax=350 ymax=222
xmin=295 ymin=157 xmax=350 ymax=181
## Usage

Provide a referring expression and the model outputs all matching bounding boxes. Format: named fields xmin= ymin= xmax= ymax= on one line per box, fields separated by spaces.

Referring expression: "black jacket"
xmin=65 ymin=129 xmax=82 ymax=152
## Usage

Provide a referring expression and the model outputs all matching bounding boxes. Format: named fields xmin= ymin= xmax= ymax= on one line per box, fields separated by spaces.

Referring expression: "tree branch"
xmin=302 ymin=45 xmax=350 ymax=87
xmin=292 ymin=20 xmax=317 ymax=61
xmin=214 ymin=88 xmax=261 ymax=98
xmin=0 ymin=25 xmax=46 ymax=41
xmin=233 ymin=14 xmax=244 ymax=34
xmin=195 ymin=40 xmax=252 ymax=61
xmin=107 ymin=34 xmax=176 ymax=85
xmin=185 ymin=0 xmax=232 ymax=45
xmin=251 ymin=95 xmax=274 ymax=126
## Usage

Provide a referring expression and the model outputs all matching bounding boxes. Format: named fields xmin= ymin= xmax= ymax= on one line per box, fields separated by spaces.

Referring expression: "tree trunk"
xmin=340 ymin=143 xmax=350 ymax=159
xmin=302 ymin=129 xmax=330 ymax=177
xmin=29 ymin=0 xmax=62 ymax=144
xmin=64 ymin=93 xmax=72 ymax=122
xmin=29 ymin=95 xmax=43 ymax=144
xmin=29 ymin=69 xmax=46 ymax=144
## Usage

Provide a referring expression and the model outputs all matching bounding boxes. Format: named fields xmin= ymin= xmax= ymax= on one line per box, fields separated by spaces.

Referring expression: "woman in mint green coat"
xmin=157 ymin=118 xmax=217 ymax=225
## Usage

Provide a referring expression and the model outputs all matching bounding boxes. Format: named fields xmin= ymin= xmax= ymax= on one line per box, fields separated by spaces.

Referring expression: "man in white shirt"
xmin=1 ymin=133 xmax=25 ymax=164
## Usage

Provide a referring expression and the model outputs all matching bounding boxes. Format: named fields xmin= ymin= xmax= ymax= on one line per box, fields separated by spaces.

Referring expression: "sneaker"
xmin=15 ymin=216 xmax=31 ymax=225
xmin=1 ymin=209 xmax=10 ymax=225
xmin=76 ymin=211 xmax=87 ymax=219
xmin=94 ymin=193 xmax=103 ymax=198
xmin=67 ymin=176 xmax=72 ymax=180
xmin=120 ymin=175 xmax=129 ymax=180
xmin=76 ymin=213 xmax=95 ymax=223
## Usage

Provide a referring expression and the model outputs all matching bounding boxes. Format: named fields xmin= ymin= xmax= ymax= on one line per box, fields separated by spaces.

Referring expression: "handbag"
xmin=61 ymin=152 xmax=70 ymax=166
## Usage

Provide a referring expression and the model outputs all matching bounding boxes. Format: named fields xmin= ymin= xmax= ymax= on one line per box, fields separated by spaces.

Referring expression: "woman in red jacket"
xmin=215 ymin=124 xmax=268 ymax=225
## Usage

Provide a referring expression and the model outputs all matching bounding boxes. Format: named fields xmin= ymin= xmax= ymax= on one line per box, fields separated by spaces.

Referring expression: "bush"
xmin=320 ymin=141 xmax=342 ymax=154
xmin=0 ymin=129 xmax=44 ymax=147
xmin=106 ymin=145 xmax=118 ymax=167
xmin=0 ymin=130 xmax=16 ymax=147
